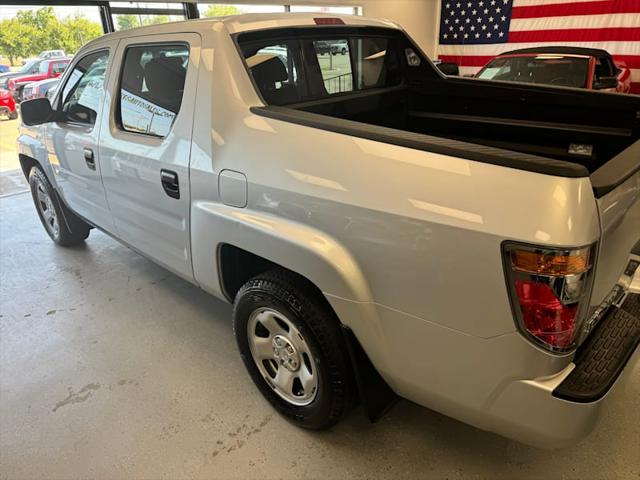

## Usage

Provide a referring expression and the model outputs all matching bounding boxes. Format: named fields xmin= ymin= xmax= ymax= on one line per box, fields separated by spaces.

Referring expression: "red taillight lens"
xmin=503 ymin=243 xmax=595 ymax=351
xmin=514 ymin=280 xmax=578 ymax=348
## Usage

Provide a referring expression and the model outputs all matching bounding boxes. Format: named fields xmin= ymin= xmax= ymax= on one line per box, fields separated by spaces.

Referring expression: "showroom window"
xmin=289 ymin=5 xmax=361 ymax=14
xmin=198 ymin=4 xmax=286 ymax=16
xmin=59 ymin=50 xmax=109 ymax=126
xmin=111 ymin=2 xmax=186 ymax=30
xmin=118 ymin=44 xmax=189 ymax=137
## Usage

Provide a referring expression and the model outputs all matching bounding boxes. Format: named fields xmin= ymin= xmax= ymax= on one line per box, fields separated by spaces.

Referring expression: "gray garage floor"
xmin=1 ymin=191 xmax=639 ymax=480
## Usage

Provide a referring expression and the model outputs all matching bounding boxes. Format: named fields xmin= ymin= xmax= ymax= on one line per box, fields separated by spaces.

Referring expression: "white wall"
xmin=360 ymin=0 xmax=440 ymax=58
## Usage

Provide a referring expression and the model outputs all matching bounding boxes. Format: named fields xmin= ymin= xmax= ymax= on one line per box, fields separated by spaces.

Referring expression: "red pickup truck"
xmin=8 ymin=57 xmax=70 ymax=102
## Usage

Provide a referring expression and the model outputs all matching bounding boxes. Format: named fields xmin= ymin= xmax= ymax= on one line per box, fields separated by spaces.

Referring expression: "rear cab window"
xmin=118 ymin=43 xmax=189 ymax=137
xmin=237 ymin=27 xmax=408 ymax=106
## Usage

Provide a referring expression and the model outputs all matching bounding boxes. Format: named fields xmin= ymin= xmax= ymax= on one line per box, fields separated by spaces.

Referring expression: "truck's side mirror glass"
xmin=20 ymin=98 xmax=57 ymax=126
xmin=593 ymin=76 xmax=618 ymax=90
xmin=437 ymin=62 xmax=460 ymax=76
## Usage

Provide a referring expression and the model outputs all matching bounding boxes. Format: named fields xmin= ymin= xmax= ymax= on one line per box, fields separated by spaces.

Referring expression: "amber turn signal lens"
xmin=511 ymin=247 xmax=591 ymax=275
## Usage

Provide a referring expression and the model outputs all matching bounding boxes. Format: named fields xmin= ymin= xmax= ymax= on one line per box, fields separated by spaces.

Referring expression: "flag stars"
xmin=472 ymin=9 xmax=477 ymax=14
xmin=486 ymin=32 xmax=492 ymax=38
xmin=465 ymin=18 xmax=470 ymax=23
xmin=491 ymin=0 xmax=496 ymax=5
xmin=496 ymin=7 xmax=501 ymax=13
xmin=444 ymin=18 xmax=449 ymax=24
xmin=470 ymin=25 xmax=475 ymax=31
xmin=488 ymin=16 xmax=494 ymax=22
xmin=484 ymin=8 xmax=489 ymax=14
xmin=464 ymin=33 xmax=469 ymax=38
xmin=481 ymin=24 xmax=487 ymax=30
xmin=499 ymin=31 xmax=504 ymax=37
xmin=501 ymin=15 xmax=506 ymax=21
xmin=453 ymin=33 xmax=458 ymax=38
xmin=494 ymin=23 xmax=499 ymax=29
xmin=455 ymin=18 xmax=460 ymax=23
xmin=461 ymin=10 xmax=466 ymax=15
xmin=475 ymin=32 xmax=480 ymax=38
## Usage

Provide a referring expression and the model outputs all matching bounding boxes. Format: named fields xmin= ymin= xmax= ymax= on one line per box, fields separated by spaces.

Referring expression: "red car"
xmin=7 ymin=57 xmax=70 ymax=101
xmin=476 ymin=47 xmax=632 ymax=93
xmin=0 ymin=88 xmax=17 ymax=120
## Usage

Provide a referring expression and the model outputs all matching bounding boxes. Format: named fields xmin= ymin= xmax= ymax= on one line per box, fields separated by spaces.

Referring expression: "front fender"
xmin=17 ymin=128 xmax=57 ymax=188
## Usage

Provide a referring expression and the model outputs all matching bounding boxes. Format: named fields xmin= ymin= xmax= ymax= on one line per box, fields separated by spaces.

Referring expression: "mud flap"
xmin=341 ymin=325 xmax=399 ymax=422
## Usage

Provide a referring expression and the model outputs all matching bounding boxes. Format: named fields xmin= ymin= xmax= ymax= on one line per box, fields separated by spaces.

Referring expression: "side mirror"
xmin=20 ymin=98 xmax=58 ymax=126
xmin=593 ymin=76 xmax=618 ymax=90
xmin=437 ymin=62 xmax=460 ymax=76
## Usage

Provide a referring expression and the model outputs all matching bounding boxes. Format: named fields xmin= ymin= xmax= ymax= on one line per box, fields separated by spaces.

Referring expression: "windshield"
xmin=477 ymin=55 xmax=590 ymax=89
xmin=20 ymin=59 xmax=39 ymax=74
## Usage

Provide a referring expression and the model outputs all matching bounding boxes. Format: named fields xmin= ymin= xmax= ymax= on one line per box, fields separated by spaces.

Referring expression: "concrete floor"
xmin=1 ymin=191 xmax=639 ymax=480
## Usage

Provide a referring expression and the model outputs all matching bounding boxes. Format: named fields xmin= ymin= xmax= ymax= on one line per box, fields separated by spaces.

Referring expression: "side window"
xmin=52 ymin=62 xmax=67 ymax=75
xmin=313 ymin=39 xmax=353 ymax=94
xmin=118 ymin=44 xmax=189 ymax=137
xmin=60 ymin=50 xmax=109 ymax=126
xmin=243 ymin=41 xmax=302 ymax=105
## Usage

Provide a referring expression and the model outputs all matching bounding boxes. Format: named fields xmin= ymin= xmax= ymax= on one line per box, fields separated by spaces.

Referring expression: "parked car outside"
xmin=0 ymin=64 xmax=10 ymax=73
xmin=7 ymin=57 xmax=70 ymax=101
xmin=330 ymin=40 xmax=348 ymax=55
xmin=39 ymin=50 xmax=66 ymax=59
xmin=476 ymin=47 xmax=632 ymax=93
xmin=0 ymin=88 xmax=17 ymax=120
xmin=21 ymin=77 xmax=60 ymax=103
xmin=17 ymin=15 xmax=640 ymax=449
xmin=0 ymin=58 xmax=42 ymax=89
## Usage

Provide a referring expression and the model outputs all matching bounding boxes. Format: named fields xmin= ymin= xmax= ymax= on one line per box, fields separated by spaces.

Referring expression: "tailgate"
xmin=589 ymin=168 xmax=640 ymax=312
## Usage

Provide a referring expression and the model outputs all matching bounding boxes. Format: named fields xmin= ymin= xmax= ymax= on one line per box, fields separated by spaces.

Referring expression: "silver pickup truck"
xmin=17 ymin=14 xmax=640 ymax=448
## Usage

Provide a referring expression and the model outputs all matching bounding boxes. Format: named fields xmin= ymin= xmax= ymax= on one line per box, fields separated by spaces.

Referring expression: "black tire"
xmin=233 ymin=269 xmax=356 ymax=430
xmin=341 ymin=48 xmax=347 ymax=55
xmin=29 ymin=166 xmax=91 ymax=246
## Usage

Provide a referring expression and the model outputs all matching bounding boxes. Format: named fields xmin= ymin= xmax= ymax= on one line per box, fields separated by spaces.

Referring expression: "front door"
xmin=48 ymin=48 xmax=115 ymax=232
xmin=99 ymin=34 xmax=200 ymax=281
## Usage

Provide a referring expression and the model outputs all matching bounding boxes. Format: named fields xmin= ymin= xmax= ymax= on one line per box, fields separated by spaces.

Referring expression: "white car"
xmin=38 ymin=49 xmax=66 ymax=59
xmin=17 ymin=14 xmax=640 ymax=448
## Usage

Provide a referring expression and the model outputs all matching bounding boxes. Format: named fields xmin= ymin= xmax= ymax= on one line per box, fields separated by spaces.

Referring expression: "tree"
xmin=61 ymin=15 xmax=102 ymax=53
xmin=0 ymin=19 xmax=36 ymax=65
xmin=203 ymin=5 xmax=241 ymax=17
xmin=115 ymin=14 xmax=170 ymax=31
xmin=0 ymin=7 xmax=103 ymax=63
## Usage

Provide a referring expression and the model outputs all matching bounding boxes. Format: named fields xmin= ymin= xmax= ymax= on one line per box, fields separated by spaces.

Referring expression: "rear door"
xmin=99 ymin=33 xmax=200 ymax=281
xmin=48 ymin=48 xmax=115 ymax=232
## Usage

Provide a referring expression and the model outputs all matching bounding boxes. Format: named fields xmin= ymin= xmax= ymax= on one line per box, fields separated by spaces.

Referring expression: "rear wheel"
xmin=233 ymin=270 xmax=356 ymax=429
xmin=29 ymin=166 xmax=90 ymax=246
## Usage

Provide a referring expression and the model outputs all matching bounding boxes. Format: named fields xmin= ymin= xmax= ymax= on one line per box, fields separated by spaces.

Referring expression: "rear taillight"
xmin=503 ymin=243 xmax=595 ymax=352
xmin=314 ymin=17 xmax=345 ymax=25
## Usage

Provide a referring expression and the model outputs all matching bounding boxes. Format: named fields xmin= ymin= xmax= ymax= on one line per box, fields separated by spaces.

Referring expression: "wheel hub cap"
xmin=247 ymin=308 xmax=318 ymax=406
xmin=272 ymin=335 xmax=300 ymax=372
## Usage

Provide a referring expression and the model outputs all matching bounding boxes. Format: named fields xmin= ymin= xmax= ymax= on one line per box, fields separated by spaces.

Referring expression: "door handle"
xmin=83 ymin=148 xmax=95 ymax=170
xmin=160 ymin=169 xmax=180 ymax=199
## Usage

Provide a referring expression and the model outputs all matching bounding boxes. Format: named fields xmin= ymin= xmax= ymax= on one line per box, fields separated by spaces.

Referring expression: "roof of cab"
xmin=82 ymin=13 xmax=399 ymax=47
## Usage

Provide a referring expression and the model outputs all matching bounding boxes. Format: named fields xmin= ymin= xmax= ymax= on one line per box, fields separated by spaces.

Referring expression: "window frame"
xmin=54 ymin=48 xmax=111 ymax=130
xmin=115 ymin=41 xmax=190 ymax=139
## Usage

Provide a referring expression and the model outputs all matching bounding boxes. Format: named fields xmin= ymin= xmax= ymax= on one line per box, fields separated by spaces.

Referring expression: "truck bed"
xmin=290 ymin=79 xmax=640 ymax=173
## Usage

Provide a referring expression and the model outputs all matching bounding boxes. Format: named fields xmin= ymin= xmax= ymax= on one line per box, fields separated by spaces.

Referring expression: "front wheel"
xmin=29 ymin=166 xmax=91 ymax=246
xmin=233 ymin=270 xmax=356 ymax=429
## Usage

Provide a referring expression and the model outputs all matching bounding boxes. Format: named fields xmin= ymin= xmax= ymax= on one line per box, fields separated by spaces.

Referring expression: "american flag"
xmin=437 ymin=0 xmax=640 ymax=93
